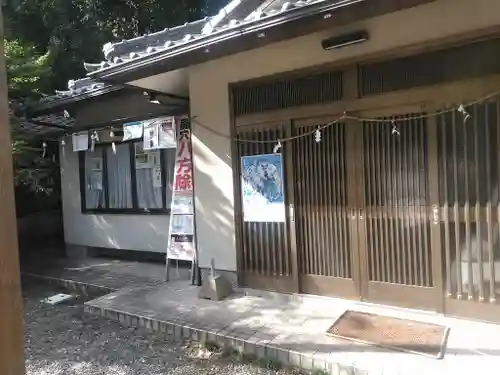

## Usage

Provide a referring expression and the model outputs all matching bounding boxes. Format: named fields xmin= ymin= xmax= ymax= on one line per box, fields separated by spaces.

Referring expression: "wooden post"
xmin=0 ymin=6 xmax=26 ymax=375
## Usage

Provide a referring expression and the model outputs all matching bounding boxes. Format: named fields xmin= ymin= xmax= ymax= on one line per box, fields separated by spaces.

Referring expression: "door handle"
xmin=358 ymin=208 xmax=364 ymax=220
xmin=289 ymin=204 xmax=295 ymax=222
xmin=432 ymin=204 xmax=439 ymax=225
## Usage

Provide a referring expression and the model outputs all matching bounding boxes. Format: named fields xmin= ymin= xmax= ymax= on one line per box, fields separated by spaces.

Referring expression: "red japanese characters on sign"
xmin=168 ymin=127 xmax=196 ymax=262
xmin=174 ymin=136 xmax=193 ymax=193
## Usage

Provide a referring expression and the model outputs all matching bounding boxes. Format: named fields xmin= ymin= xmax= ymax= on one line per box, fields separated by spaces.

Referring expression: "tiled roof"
xmin=30 ymin=0 xmax=334 ymax=114
xmin=18 ymin=114 xmax=76 ymax=137
xmin=84 ymin=0 xmax=330 ymax=74
xmin=38 ymin=77 xmax=112 ymax=105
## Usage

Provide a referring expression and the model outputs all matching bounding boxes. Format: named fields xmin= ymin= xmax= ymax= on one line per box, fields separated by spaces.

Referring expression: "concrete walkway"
xmin=85 ymin=281 xmax=500 ymax=375
xmin=23 ymin=257 xmax=500 ymax=375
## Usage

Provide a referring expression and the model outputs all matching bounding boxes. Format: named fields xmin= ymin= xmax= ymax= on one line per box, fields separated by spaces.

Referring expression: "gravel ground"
xmin=24 ymin=283 xmax=298 ymax=375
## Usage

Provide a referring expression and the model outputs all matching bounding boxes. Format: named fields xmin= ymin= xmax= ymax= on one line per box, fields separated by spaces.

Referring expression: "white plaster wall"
xmin=60 ymin=137 xmax=171 ymax=252
xmin=185 ymin=0 xmax=500 ymax=271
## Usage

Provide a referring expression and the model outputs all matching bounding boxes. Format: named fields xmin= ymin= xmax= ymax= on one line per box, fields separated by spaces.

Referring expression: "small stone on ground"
xmin=24 ymin=283 xmax=300 ymax=375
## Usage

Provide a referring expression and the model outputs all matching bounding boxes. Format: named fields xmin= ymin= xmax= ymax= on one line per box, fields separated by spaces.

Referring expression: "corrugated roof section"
xmin=83 ymin=0 xmax=331 ymax=74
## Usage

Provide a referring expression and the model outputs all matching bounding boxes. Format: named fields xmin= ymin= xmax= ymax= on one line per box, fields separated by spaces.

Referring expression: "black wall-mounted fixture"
xmin=321 ymin=30 xmax=369 ymax=50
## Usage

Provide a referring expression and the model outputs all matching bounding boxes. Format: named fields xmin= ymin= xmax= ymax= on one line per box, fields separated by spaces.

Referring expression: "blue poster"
xmin=241 ymin=153 xmax=285 ymax=222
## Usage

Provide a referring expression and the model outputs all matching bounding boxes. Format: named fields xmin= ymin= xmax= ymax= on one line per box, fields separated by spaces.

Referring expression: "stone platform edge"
xmin=83 ymin=302 xmax=367 ymax=375
xmin=21 ymin=272 xmax=115 ymax=297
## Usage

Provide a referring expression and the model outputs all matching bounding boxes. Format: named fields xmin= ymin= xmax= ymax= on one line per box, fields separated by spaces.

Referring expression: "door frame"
xmin=291 ymin=114 xmax=360 ymax=300
xmin=232 ymin=120 xmax=299 ymax=294
xmin=352 ymin=103 xmax=443 ymax=311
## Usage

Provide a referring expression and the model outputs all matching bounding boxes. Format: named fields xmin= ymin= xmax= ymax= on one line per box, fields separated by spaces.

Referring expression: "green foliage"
xmin=2 ymin=0 xmax=209 ymax=204
xmin=3 ymin=0 xmax=208 ymax=91
xmin=5 ymin=38 xmax=51 ymax=100
xmin=4 ymin=37 xmax=55 ymax=192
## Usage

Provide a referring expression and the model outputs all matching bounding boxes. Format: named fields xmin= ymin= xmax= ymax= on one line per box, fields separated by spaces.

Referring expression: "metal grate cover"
xmin=359 ymin=38 xmax=500 ymax=97
xmin=233 ymin=70 xmax=343 ymax=116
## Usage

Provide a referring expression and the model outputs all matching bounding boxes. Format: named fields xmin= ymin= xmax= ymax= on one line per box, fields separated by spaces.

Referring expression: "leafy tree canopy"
xmin=5 ymin=37 xmax=55 ymax=191
xmin=3 ymin=0 xmax=209 ymax=91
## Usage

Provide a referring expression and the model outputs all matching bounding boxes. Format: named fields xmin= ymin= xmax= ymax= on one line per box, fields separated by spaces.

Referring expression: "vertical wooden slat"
xmin=296 ymin=128 xmax=307 ymax=274
xmin=405 ymin=117 xmax=419 ymax=285
xmin=495 ymin=99 xmax=500 ymax=304
xmin=379 ymin=121 xmax=389 ymax=282
xmin=409 ymin=118 xmax=419 ymax=285
xmin=372 ymin=121 xmax=380 ymax=281
xmin=285 ymin=120 xmax=298 ymax=286
xmin=420 ymin=117 xmax=431 ymax=287
xmin=474 ymin=105 xmax=485 ymax=301
xmin=403 ymin=118 xmax=413 ymax=285
xmin=393 ymin=119 xmax=403 ymax=284
xmin=309 ymin=125 xmax=319 ymax=275
xmin=427 ymin=107 xmax=444 ymax=310
xmin=365 ymin=122 xmax=376 ymax=281
xmin=483 ymin=101 xmax=493 ymax=302
xmin=325 ymin=125 xmax=335 ymax=277
xmin=387 ymin=118 xmax=397 ymax=283
xmin=463 ymin=109 xmax=473 ymax=300
xmin=258 ymin=131 xmax=268 ymax=274
xmin=452 ymin=110 xmax=463 ymax=299
xmin=397 ymin=119 xmax=407 ymax=285
xmin=332 ymin=124 xmax=342 ymax=277
xmin=341 ymin=124 xmax=352 ymax=278
xmin=413 ymin=117 xmax=422 ymax=286
xmin=267 ymin=130 xmax=276 ymax=276
xmin=333 ymin=124 xmax=349 ymax=278
xmin=318 ymin=124 xmax=327 ymax=276
xmin=440 ymin=114 xmax=452 ymax=297
xmin=487 ymin=101 xmax=496 ymax=303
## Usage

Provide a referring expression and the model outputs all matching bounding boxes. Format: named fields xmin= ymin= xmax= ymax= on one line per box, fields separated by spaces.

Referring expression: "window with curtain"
xmin=84 ymin=152 xmax=105 ymax=209
xmin=79 ymin=140 xmax=176 ymax=213
xmin=107 ymin=143 xmax=133 ymax=208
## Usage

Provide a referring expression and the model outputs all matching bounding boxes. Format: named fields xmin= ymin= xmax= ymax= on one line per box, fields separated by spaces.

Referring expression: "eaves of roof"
xmin=88 ymin=0 xmax=437 ymax=84
xmin=88 ymin=0 xmax=363 ymax=81
xmin=28 ymin=84 xmax=123 ymax=115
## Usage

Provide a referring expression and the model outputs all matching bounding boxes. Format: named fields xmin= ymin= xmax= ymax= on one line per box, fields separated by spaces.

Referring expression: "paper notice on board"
xmin=72 ymin=132 xmax=89 ymax=152
xmin=123 ymin=121 xmax=143 ymax=141
xmin=143 ymin=121 xmax=159 ymax=150
xmin=152 ymin=166 xmax=162 ymax=188
xmin=168 ymin=234 xmax=195 ymax=261
xmin=171 ymin=214 xmax=194 ymax=235
xmin=172 ymin=196 xmax=194 ymax=214
xmin=158 ymin=117 xmax=177 ymax=149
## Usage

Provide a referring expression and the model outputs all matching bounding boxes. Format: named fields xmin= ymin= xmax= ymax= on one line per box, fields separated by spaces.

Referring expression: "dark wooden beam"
xmin=0 ymin=6 xmax=26 ymax=375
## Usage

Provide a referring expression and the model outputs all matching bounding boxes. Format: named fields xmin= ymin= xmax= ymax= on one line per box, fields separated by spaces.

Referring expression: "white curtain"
xmin=85 ymin=153 xmax=105 ymax=209
xmin=136 ymin=167 xmax=163 ymax=209
xmin=135 ymin=148 xmax=176 ymax=209
xmin=106 ymin=143 xmax=133 ymax=208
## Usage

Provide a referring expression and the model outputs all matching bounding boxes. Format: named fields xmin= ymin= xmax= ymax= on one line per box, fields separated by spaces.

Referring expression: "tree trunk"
xmin=0 ymin=6 xmax=26 ymax=375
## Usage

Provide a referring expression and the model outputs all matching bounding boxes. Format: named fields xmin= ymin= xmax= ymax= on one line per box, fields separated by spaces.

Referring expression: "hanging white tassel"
xmin=314 ymin=128 xmax=322 ymax=143
xmin=109 ymin=129 xmax=116 ymax=153
xmin=42 ymin=141 xmax=47 ymax=158
xmin=273 ymin=140 xmax=282 ymax=154
xmin=391 ymin=120 xmax=400 ymax=136
xmin=457 ymin=104 xmax=471 ymax=122
xmin=90 ymin=131 xmax=99 ymax=152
